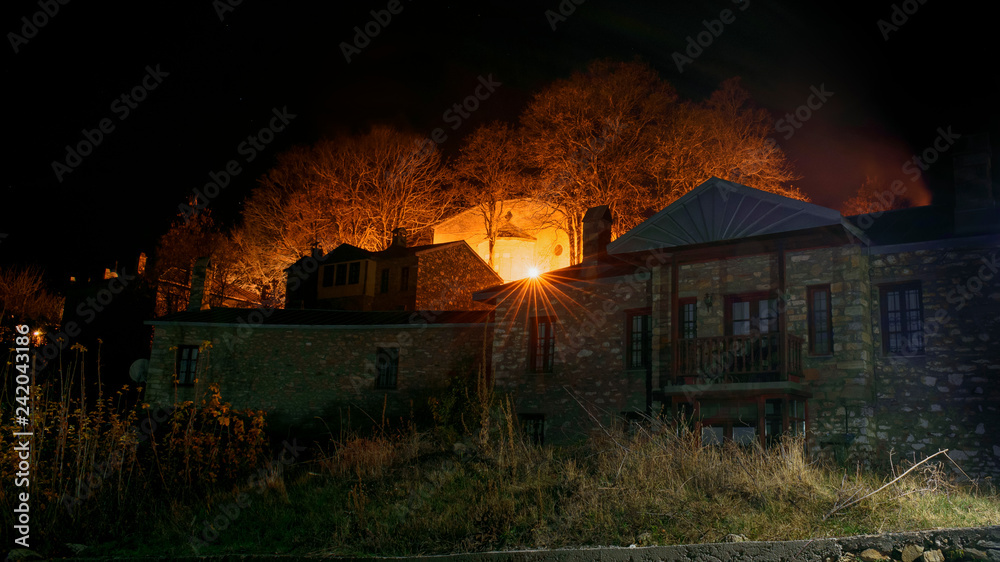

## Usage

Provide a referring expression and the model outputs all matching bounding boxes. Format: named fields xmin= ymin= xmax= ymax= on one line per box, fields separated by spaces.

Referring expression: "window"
xmin=335 ymin=263 xmax=347 ymax=286
xmin=400 ymin=266 xmax=410 ymax=291
xmin=880 ymin=282 xmax=923 ymax=355
xmin=789 ymin=399 xmax=806 ymax=437
xmin=529 ymin=316 xmax=555 ymax=373
xmin=348 ymin=261 xmax=361 ymax=285
xmin=725 ymin=293 xmax=778 ymax=335
xmin=807 ymin=285 xmax=833 ymax=355
xmin=626 ymin=309 xmax=651 ymax=369
xmin=175 ymin=345 xmax=199 ymax=385
xmin=322 ymin=265 xmax=335 ymax=288
xmin=764 ymin=398 xmax=783 ymax=445
xmin=379 ymin=268 xmax=389 ymax=293
xmin=519 ymin=414 xmax=545 ymax=446
xmin=699 ymin=399 xmax=758 ymax=446
xmin=679 ymin=297 xmax=697 ymax=339
xmin=375 ymin=347 xmax=398 ymax=389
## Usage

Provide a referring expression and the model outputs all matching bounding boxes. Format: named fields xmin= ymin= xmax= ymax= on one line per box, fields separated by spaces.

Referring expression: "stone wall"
xmin=655 ymin=246 xmax=872 ymax=454
xmin=491 ymin=269 xmax=652 ymax=443
xmin=783 ymin=245 xmax=875 ymax=460
xmin=145 ymin=319 xmax=488 ymax=432
xmin=373 ymin=526 xmax=1000 ymax=562
xmin=869 ymin=241 xmax=1000 ymax=477
xmin=417 ymin=245 xmax=502 ymax=311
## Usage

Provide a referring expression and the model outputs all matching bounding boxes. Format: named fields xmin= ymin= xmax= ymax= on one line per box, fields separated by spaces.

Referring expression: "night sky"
xmin=4 ymin=0 xmax=997 ymax=284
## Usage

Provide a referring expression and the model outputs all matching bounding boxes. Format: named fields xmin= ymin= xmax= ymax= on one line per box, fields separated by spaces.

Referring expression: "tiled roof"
xmin=147 ymin=307 xmax=490 ymax=326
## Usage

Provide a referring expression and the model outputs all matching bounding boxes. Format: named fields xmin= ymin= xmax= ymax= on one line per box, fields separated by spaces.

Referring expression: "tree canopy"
xmin=161 ymin=59 xmax=805 ymax=303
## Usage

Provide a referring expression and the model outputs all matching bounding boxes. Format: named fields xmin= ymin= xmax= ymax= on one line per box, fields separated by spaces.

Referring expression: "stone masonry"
xmin=145 ymin=312 xmax=489 ymax=432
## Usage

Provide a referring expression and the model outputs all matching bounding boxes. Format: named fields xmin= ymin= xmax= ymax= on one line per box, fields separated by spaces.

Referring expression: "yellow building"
xmin=432 ymin=199 xmax=571 ymax=282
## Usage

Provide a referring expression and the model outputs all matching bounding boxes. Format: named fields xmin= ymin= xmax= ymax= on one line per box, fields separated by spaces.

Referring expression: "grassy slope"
xmin=93 ymin=427 xmax=1000 ymax=558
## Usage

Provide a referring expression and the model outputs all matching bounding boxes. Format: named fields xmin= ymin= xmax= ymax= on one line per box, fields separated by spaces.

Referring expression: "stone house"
xmin=144 ymin=233 xmax=499 ymax=431
xmin=143 ymin=307 xmax=490 ymax=431
xmin=476 ymin=169 xmax=999 ymax=476
xmin=285 ymin=229 xmax=501 ymax=311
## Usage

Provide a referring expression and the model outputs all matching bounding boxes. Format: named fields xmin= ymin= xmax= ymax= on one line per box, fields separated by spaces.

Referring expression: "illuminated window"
xmin=808 ymin=285 xmax=833 ymax=355
xmin=529 ymin=316 xmax=555 ymax=373
xmin=880 ymin=282 xmax=923 ymax=355
xmin=175 ymin=345 xmax=199 ymax=385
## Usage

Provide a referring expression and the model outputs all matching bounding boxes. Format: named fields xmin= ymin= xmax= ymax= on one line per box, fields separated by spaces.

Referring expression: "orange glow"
xmin=527 ymin=267 xmax=540 ymax=279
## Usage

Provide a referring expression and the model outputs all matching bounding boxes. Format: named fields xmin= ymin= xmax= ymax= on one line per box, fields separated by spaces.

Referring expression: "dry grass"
xmin=4 ymin=353 xmax=997 ymax=557
xmin=0 ymin=344 xmax=269 ymax=551
xmin=300 ymin=408 xmax=1000 ymax=556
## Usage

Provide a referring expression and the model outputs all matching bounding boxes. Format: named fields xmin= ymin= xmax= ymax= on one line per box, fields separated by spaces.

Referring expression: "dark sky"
xmin=4 ymin=0 xmax=997 ymax=284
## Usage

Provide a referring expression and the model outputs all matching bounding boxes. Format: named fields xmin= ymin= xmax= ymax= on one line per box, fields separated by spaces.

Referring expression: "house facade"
xmin=285 ymin=229 xmax=501 ymax=311
xmin=143 ymin=308 xmax=490 ymax=431
xmin=477 ymin=175 xmax=1000 ymax=476
xmin=144 ymin=232 xmax=499 ymax=431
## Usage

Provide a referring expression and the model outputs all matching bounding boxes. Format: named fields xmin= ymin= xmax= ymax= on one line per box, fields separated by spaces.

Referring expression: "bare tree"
xmin=521 ymin=59 xmax=678 ymax=262
xmin=841 ymin=175 xmax=911 ymax=216
xmin=230 ymin=126 xmax=452 ymax=300
xmin=450 ymin=122 xmax=532 ymax=266
xmin=654 ymin=77 xmax=804 ymax=203
xmin=152 ymin=210 xmax=248 ymax=315
xmin=0 ymin=265 xmax=63 ymax=331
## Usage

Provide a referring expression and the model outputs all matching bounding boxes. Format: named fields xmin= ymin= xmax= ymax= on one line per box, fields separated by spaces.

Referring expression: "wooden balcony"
xmin=672 ymin=332 xmax=804 ymax=385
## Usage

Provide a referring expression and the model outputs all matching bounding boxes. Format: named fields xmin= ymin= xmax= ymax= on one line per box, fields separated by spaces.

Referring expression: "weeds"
xmin=0 ymin=345 xmax=269 ymax=550
xmin=2 ymin=352 xmax=997 ymax=557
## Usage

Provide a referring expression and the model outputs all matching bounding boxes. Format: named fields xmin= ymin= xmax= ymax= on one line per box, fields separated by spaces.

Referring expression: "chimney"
xmin=582 ymin=205 xmax=613 ymax=262
xmin=952 ymin=134 xmax=997 ymax=235
xmin=391 ymin=227 xmax=408 ymax=248
xmin=188 ymin=257 xmax=211 ymax=311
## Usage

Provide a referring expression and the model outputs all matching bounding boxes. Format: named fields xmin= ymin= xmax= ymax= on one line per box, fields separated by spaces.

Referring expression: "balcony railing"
xmin=672 ymin=332 xmax=803 ymax=385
